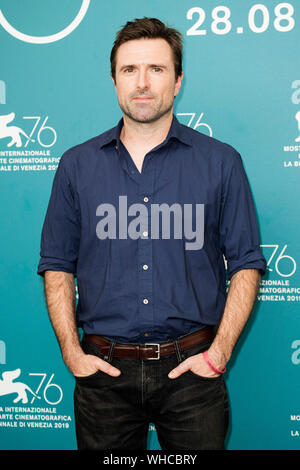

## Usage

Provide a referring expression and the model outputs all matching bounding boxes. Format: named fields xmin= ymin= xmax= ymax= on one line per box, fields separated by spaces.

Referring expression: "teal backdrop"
xmin=0 ymin=0 xmax=299 ymax=450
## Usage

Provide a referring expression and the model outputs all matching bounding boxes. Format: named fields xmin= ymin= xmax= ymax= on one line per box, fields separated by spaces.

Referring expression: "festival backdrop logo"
xmin=0 ymin=0 xmax=91 ymax=174
xmin=0 ymin=109 xmax=60 ymax=173
xmin=0 ymin=0 xmax=90 ymax=44
xmin=0 ymin=369 xmax=40 ymax=405
xmin=176 ymin=112 xmax=213 ymax=136
xmin=223 ymin=242 xmax=299 ymax=301
xmin=0 ymin=113 xmax=35 ymax=148
xmin=258 ymin=243 xmax=299 ymax=303
xmin=0 ymin=340 xmax=72 ymax=431
xmin=0 ymin=71 xmax=58 ymax=173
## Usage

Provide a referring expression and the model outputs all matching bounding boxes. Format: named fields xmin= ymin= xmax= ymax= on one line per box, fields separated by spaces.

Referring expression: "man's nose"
xmin=136 ymin=68 xmax=149 ymax=91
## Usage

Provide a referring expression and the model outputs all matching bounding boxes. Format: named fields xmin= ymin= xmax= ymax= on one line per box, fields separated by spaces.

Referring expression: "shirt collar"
xmin=99 ymin=114 xmax=192 ymax=150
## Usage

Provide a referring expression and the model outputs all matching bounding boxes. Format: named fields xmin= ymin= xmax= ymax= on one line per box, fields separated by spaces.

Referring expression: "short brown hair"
xmin=110 ymin=17 xmax=183 ymax=81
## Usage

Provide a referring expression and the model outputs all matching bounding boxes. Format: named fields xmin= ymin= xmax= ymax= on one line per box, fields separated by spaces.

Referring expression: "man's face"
xmin=112 ymin=38 xmax=183 ymax=124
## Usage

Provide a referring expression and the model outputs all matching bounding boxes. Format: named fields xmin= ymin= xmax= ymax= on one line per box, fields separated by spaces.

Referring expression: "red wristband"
xmin=203 ymin=350 xmax=226 ymax=374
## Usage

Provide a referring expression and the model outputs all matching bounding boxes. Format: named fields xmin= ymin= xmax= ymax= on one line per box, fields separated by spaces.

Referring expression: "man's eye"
xmin=153 ymin=67 xmax=162 ymax=72
xmin=124 ymin=68 xmax=134 ymax=73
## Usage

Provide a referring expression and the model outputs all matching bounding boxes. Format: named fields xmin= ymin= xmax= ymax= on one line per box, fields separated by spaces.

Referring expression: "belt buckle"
xmin=144 ymin=343 xmax=160 ymax=360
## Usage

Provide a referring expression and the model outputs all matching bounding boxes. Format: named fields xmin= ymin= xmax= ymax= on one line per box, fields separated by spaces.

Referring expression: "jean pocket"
xmin=186 ymin=369 xmax=222 ymax=381
xmin=181 ymin=340 xmax=223 ymax=381
xmin=75 ymin=339 xmax=117 ymax=384
xmin=74 ymin=369 xmax=104 ymax=382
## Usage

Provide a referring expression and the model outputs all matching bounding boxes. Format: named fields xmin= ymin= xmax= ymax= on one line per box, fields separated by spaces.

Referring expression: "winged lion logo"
xmin=0 ymin=368 xmax=40 ymax=404
xmin=0 ymin=112 xmax=35 ymax=147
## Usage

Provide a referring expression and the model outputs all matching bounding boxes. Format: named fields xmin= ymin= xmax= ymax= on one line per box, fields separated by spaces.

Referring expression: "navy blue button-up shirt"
xmin=37 ymin=115 xmax=266 ymax=343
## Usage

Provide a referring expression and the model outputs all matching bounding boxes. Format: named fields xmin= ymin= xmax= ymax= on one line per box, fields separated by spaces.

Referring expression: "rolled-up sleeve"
xmin=37 ymin=153 xmax=80 ymax=277
xmin=219 ymin=151 xmax=266 ymax=280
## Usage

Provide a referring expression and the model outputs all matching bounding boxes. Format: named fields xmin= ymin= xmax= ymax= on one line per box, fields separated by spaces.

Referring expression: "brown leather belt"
xmin=84 ymin=326 xmax=215 ymax=360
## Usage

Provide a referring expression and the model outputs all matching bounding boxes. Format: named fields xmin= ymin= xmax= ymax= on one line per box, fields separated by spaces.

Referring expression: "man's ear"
xmin=174 ymin=72 xmax=183 ymax=98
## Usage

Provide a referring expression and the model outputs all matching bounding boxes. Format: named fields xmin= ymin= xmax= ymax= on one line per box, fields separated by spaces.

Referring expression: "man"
xmin=37 ymin=17 xmax=266 ymax=450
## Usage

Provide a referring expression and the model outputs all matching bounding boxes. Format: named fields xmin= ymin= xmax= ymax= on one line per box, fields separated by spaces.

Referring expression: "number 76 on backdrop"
xmin=186 ymin=3 xmax=296 ymax=36
xmin=261 ymin=245 xmax=296 ymax=278
xmin=223 ymin=245 xmax=297 ymax=278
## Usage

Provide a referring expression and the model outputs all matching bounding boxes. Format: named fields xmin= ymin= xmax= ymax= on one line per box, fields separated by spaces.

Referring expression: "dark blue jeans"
xmin=74 ymin=334 xmax=229 ymax=450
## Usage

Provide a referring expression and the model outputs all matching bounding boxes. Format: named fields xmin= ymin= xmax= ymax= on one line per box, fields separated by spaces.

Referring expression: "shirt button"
xmin=143 ymin=264 xmax=148 ymax=270
xmin=142 ymin=231 xmax=148 ymax=237
xmin=143 ymin=196 xmax=149 ymax=202
xmin=143 ymin=298 xmax=149 ymax=304
xmin=144 ymin=332 xmax=149 ymax=337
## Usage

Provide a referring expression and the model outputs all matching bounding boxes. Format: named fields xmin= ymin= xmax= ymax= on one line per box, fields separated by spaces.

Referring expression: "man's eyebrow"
xmin=119 ymin=64 xmax=135 ymax=71
xmin=119 ymin=64 xmax=168 ymax=71
xmin=148 ymin=64 xmax=167 ymax=68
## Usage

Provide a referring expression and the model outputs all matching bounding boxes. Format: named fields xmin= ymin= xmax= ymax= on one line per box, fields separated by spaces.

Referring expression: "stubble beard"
xmin=119 ymin=95 xmax=174 ymax=124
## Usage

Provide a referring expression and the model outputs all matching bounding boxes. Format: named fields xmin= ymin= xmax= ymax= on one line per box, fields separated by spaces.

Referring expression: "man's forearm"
xmin=44 ymin=271 xmax=82 ymax=371
xmin=208 ymin=268 xmax=261 ymax=371
xmin=43 ymin=270 xmax=121 ymax=378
